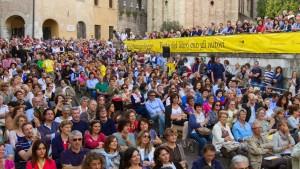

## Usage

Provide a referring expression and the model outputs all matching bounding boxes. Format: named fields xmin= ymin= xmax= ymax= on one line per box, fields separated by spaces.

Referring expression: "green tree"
xmin=160 ymin=21 xmax=182 ymax=32
xmin=257 ymin=0 xmax=267 ymax=17
xmin=265 ymin=0 xmax=300 ymax=17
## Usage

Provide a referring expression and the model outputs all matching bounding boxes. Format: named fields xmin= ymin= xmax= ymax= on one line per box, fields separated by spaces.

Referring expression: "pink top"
xmin=78 ymin=74 xmax=87 ymax=86
xmin=2 ymin=58 xmax=16 ymax=69
xmin=4 ymin=159 xmax=15 ymax=169
xmin=26 ymin=159 xmax=56 ymax=169
xmin=84 ymin=131 xmax=106 ymax=149
xmin=202 ymin=102 xmax=212 ymax=117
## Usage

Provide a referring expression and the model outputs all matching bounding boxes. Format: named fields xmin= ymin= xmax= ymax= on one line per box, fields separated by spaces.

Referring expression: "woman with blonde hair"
xmin=8 ymin=114 xmax=28 ymax=148
xmin=137 ymin=130 xmax=155 ymax=169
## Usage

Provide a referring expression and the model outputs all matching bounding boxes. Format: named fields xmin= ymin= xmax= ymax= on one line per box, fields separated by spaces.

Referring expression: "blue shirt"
xmin=232 ymin=120 xmax=253 ymax=141
xmin=192 ymin=157 xmax=224 ymax=169
xmin=61 ymin=148 xmax=89 ymax=167
xmin=25 ymin=108 xmax=34 ymax=122
xmin=145 ymin=98 xmax=165 ymax=117
xmin=86 ymin=78 xmax=99 ymax=89
xmin=15 ymin=137 xmax=32 ymax=169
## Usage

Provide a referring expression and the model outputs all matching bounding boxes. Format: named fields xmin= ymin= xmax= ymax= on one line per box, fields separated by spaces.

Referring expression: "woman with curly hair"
xmin=82 ymin=152 xmax=104 ymax=169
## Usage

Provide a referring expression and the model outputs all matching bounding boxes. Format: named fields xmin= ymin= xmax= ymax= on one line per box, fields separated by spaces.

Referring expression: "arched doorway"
xmin=77 ymin=21 xmax=86 ymax=39
xmin=5 ymin=15 xmax=25 ymax=38
xmin=42 ymin=19 xmax=59 ymax=40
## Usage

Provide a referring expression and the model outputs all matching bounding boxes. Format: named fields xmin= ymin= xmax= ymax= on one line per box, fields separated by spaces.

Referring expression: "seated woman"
xmin=153 ymin=146 xmax=183 ymax=169
xmin=84 ymin=120 xmax=106 ymax=150
xmin=137 ymin=131 xmax=155 ymax=169
xmin=272 ymin=108 xmax=286 ymax=129
xmin=184 ymin=96 xmax=195 ymax=115
xmin=82 ymin=152 xmax=105 ymax=169
xmin=162 ymin=128 xmax=187 ymax=169
xmin=125 ymin=109 xmax=139 ymax=133
xmin=0 ymin=143 xmax=15 ymax=169
xmin=202 ymin=95 xmax=214 ymax=116
xmin=188 ymin=103 xmax=211 ymax=155
xmin=51 ymin=120 xmax=72 ymax=169
xmin=292 ymin=134 xmax=300 ymax=169
xmin=212 ymin=111 xmax=235 ymax=157
xmin=54 ymin=105 xmax=72 ymax=123
xmin=226 ymin=100 xmax=238 ymax=127
xmin=113 ymin=119 xmax=136 ymax=151
xmin=232 ymin=109 xmax=252 ymax=142
xmin=254 ymin=107 xmax=276 ymax=135
xmin=207 ymin=101 xmax=221 ymax=129
xmin=287 ymin=105 xmax=300 ymax=135
xmin=138 ymin=118 xmax=162 ymax=146
xmin=120 ymin=147 xmax=143 ymax=169
xmin=8 ymin=114 xmax=27 ymax=148
xmin=165 ymin=94 xmax=187 ymax=128
xmin=131 ymin=86 xmax=147 ymax=118
xmin=273 ymin=121 xmax=295 ymax=156
xmin=99 ymin=135 xmax=121 ymax=169
xmin=26 ymin=140 xmax=56 ymax=169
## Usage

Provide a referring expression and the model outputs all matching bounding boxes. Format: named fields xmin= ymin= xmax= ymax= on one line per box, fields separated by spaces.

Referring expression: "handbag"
xmin=197 ymin=127 xmax=211 ymax=135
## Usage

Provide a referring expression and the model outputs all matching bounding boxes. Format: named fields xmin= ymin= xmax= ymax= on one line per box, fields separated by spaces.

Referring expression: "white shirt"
xmin=0 ymin=104 xmax=8 ymax=125
xmin=172 ymin=106 xmax=183 ymax=115
xmin=54 ymin=116 xmax=72 ymax=123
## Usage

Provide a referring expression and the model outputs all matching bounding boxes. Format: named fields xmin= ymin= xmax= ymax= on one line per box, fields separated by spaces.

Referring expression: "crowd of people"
xmin=0 ymin=35 xmax=300 ymax=169
xmin=120 ymin=9 xmax=300 ymax=40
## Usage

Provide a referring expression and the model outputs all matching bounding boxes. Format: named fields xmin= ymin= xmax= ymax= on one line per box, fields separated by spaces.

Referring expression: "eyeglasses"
xmin=143 ymin=134 xmax=150 ymax=138
xmin=72 ymin=138 xmax=82 ymax=142
xmin=215 ymin=104 xmax=220 ymax=106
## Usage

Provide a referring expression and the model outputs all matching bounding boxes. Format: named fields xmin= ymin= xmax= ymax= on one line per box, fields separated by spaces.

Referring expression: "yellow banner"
xmin=124 ymin=32 xmax=300 ymax=54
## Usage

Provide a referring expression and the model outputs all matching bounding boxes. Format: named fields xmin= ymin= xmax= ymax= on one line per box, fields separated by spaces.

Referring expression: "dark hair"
xmin=203 ymin=144 xmax=216 ymax=154
xmin=212 ymin=101 xmax=221 ymax=110
xmin=82 ymin=152 xmax=105 ymax=169
xmin=121 ymin=147 xmax=141 ymax=169
xmin=11 ymin=105 xmax=24 ymax=119
xmin=276 ymin=95 xmax=288 ymax=110
xmin=42 ymin=108 xmax=54 ymax=123
xmin=117 ymin=119 xmax=130 ymax=132
xmin=103 ymin=135 xmax=119 ymax=153
xmin=194 ymin=103 xmax=202 ymax=109
xmin=170 ymin=93 xmax=179 ymax=104
xmin=138 ymin=118 xmax=151 ymax=131
xmin=21 ymin=122 xmax=32 ymax=132
xmin=215 ymin=89 xmax=223 ymax=96
xmin=31 ymin=140 xmax=49 ymax=165
xmin=147 ymin=90 xmax=157 ymax=97
xmin=89 ymin=120 xmax=101 ymax=134
xmin=187 ymin=96 xmax=194 ymax=104
xmin=54 ymin=94 xmax=65 ymax=104
xmin=153 ymin=146 xmax=173 ymax=168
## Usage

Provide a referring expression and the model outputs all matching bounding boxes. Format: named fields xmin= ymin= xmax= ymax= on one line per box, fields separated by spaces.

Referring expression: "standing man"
xmin=211 ymin=57 xmax=225 ymax=84
xmin=249 ymin=61 xmax=262 ymax=87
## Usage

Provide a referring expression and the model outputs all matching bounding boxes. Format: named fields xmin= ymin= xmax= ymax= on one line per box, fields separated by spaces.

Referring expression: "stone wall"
xmin=147 ymin=0 xmax=253 ymax=32
xmin=0 ymin=0 xmax=118 ymax=40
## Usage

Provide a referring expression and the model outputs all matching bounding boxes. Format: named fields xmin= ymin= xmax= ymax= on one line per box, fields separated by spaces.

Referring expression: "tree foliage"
xmin=263 ymin=0 xmax=300 ymax=18
xmin=160 ymin=21 xmax=182 ymax=32
xmin=257 ymin=0 xmax=267 ymax=17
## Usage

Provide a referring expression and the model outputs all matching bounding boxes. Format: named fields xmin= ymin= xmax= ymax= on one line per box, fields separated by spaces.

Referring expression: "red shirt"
xmin=26 ymin=159 xmax=56 ymax=169
xmin=128 ymin=120 xmax=139 ymax=133
xmin=84 ymin=131 xmax=106 ymax=149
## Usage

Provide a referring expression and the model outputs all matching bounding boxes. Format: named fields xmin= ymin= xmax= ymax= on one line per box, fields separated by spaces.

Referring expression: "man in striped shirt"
xmin=263 ymin=64 xmax=274 ymax=86
xmin=15 ymin=123 xmax=39 ymax=169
